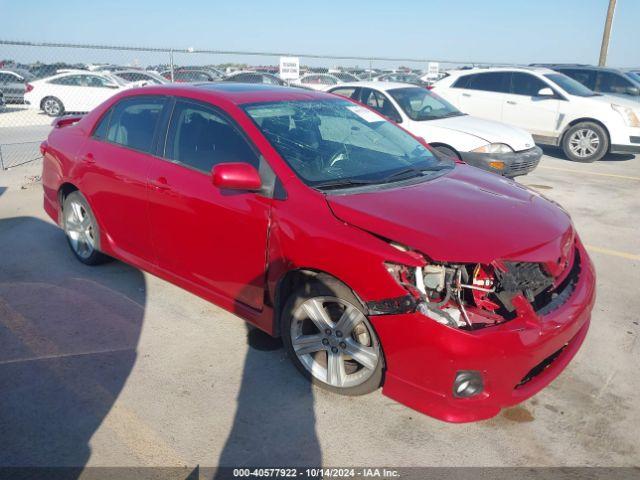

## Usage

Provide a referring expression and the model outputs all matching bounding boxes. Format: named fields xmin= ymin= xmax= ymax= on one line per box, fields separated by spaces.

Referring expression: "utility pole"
xmin=598 ymin=0 xmax=617 ymax=66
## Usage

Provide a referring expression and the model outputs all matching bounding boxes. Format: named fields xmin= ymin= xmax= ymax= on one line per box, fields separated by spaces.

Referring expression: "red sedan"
xmin=41 ymin=83 xmax=595 ymax=422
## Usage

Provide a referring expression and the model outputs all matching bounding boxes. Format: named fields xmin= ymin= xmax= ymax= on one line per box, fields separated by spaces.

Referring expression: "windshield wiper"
xmin=380 ymin=167 xmax=425 ymax=183
xmin=312 ymin=178 xmax=378 ymax=190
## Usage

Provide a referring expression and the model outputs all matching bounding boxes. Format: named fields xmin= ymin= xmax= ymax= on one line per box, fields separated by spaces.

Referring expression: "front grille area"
xmin=533 ymin=248 xmax=581 ymax=316
xmin=516 ymin=343 xmax=568 ymax=389
xmin=506 ymin=148 xmax=542 ymax=176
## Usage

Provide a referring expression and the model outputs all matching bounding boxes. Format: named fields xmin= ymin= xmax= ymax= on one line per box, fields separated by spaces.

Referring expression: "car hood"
xmin=426 ymin=115 xmax=535 ymax=151
xmin=586 ymin=93 xmax=640 ymax=109
xmin=326 ymin=165 xmax=573 ymax=265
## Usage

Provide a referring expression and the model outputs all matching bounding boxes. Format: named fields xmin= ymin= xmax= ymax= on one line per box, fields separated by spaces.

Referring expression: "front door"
xmin=146 ymin=99 xmax=271 ymax=310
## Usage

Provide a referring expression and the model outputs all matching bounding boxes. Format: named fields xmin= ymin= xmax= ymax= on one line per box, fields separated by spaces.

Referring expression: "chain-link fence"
xmin=0 ymin=39 xmax=506 ymax=169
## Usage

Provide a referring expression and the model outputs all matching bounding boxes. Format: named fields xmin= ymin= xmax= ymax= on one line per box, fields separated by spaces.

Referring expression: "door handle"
xmin=82 ymin=153 xmax=95 ymax=164
xmin=462 ymin=93 xmax=471 ymax=97
xmin=506 ymin=100 xmax=517 ymax=105
xmin=150 ymin=176 xmax=170 ymax=190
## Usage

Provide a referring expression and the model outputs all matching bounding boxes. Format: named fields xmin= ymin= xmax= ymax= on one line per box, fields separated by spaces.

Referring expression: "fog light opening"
xmin=453 ymin=370 xmax=484 ymax=398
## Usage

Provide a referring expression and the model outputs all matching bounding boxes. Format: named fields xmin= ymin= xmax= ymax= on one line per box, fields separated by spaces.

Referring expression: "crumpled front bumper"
xmin=461 ymin=146 xmax=543 ymax=178
xmin=369 ymin=242 xmax=596 ymax=423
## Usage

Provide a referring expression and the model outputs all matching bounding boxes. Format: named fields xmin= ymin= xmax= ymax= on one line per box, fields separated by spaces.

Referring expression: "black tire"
xmin=561 ymin=122 xmax=609 ymax=163
xmin=62 ymin=191 xmax=110 ymax=265
xmin=433 ymin=145 xmax=460 ymax=160
xmin=281 ymin=277 xmax=384 ymax=396
xmin=42 ymin=96 xmax=64 ymax=117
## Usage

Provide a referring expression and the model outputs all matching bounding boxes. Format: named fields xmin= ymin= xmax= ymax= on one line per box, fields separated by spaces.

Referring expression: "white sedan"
xmin=328 ymin=82 xmax=542 ymax=177
xmin=24 ymin=71 xmax=134 ymax=117
xmin=294 ymin=72 xmax=359 ymax=91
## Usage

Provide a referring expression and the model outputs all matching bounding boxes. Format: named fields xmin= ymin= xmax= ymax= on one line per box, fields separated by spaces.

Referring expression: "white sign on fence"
xmin=427 ymin=62 xmax=440 ymax=78
xmin=279 ymin=56 xmax=300 ymax=80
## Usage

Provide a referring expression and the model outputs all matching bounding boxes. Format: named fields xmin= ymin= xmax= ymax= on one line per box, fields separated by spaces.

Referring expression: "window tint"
xmin=556 ymin=69 xmax=596 ymax=90
xmin=50 ymin=75 xmax=83 ymax=86
xmin=0 ymin=73 xmax=18 ymax=83
xmin=92 ymin=109 xmax=112 ymax=140
xmin=596 ymin=71 xmax=635 ymax=94
xmin=166 ymin=100 xmax=258 ymax=172
xmin=467 ymin=72 xmax=511 ymax=93
xmin=452 ymin=75 xmax=472 ymax=89
xmin=360 ymin=88 xmax=401 ymax=122
xmin=106 ymin=97 xmax=165 ymax=152
xmin=510 ymin=72 xmax=549 ymax=96
xmin=329 ymin=87 xmax=358 ymax=99
xmin=85 ymin=75 xmax=114 ymax=88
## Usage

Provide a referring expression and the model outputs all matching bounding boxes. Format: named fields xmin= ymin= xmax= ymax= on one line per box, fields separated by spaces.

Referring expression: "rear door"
xmin=81 ymin=95 xmax=168 ymax=264
xmin=502 ymin=72 xmax=562 ymax=139
xmin=452 ymin=72 xmax=510 ymax=121
xmin=146 ymin=98 xmax=271 ymax=310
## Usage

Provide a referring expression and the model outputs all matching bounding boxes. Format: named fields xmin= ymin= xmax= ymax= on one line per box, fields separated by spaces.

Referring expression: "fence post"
xmin=0 ymin=144 xmax=4 ymax=171
xmin=169 ymin=49 xmax=175 ymax=82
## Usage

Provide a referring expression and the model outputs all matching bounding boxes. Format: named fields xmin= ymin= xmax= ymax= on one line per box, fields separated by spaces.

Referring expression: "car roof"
xmin=327 ymin=81 xmax=420 ymax=91
xmin=446 ymin=66 xmax=556 ymax=76
xmin=538 ymin=64 xmax=624 ymax=73
xmin=122 ymin=82 xmax=337 ymax=105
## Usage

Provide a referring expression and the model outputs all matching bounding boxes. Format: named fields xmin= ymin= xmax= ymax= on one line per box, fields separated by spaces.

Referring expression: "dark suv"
xmin=532 ymin=64 xmax=640 ymax=102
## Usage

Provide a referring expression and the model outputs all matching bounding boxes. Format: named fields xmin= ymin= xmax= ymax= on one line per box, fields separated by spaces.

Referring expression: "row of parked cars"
xmin=4 ymin=62 xmax=640 ymax=170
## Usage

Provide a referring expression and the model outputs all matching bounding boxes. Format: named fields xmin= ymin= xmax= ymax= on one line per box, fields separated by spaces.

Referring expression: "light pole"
xmin=598 ymin=0 xmax=617 ymax=66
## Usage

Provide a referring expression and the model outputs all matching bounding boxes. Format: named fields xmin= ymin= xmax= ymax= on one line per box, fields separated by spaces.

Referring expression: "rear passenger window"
xmin=165 ymin=100 xmax=258 ymax=173
xmin=596 ymin=71 xmax=634 ymax=94
xmin=510 ymin=72 xmax=549 ymax=96
xmin=467 ymin=72 xmax=511 ymax=93
xmin=452 ymin=75 xmax=472 ymax=89
xmin=557 ymin=69 xmax=596 ymax=90
xmin=106 ymin=96 xmax=166 ymax=153
xmin=92 ymin=109 xmax=112 ymax=140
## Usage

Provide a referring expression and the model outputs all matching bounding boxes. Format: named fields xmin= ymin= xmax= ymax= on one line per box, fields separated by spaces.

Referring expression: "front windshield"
xmin=244 ymin=99 xmax=453 ymax=189
xmin=388 ymin=87 xmax=463 ymax=121
xmin=544 ymin=73 xmax=597 ymax=97
xmin=625 ymin=72 xmax=640 ymax=83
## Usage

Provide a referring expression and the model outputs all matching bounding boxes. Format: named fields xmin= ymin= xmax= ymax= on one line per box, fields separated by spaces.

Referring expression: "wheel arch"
xmin=429 ymin=142 xmax=462 ymax=159
xmin=561 ymin=117 xmax=611 ymax=151
xmin=272 ymin=268 xmax=367 ymax=337
xmin=57 ymin=182 xmax=79 ymax=218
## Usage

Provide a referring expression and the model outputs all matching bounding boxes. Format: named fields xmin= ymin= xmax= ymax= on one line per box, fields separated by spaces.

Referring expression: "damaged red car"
xmin=41 ymin=84 xmax=596 ymax=422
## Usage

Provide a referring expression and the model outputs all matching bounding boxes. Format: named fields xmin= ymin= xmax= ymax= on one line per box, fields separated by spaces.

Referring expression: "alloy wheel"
xmin=290 ymin=296 xmax=380 ymax=388
xmin=568 ymin=128 xmax=600 ymax=158
xmin=64 ymin=200 xmax=96 ymax=259
xmin=43 ymin=98 xmax=61 ymax=116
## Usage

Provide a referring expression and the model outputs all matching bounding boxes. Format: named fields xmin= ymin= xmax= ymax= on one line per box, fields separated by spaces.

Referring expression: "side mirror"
xmin=212 ymin=162 xmax=262 ymax=191
xmin=537 ymin=87 xmax=555 ymax=97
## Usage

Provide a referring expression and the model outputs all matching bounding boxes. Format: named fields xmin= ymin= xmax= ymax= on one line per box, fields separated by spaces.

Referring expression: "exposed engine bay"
xmin=382 ymin=247 xmax=581 ymax=329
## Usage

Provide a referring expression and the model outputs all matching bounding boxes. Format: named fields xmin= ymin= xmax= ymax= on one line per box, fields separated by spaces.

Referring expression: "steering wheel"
xmin=419 ymin=105 xmax=433 ymax=114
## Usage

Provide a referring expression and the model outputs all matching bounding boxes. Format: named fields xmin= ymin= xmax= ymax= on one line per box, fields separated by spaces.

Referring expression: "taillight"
xmin=425 ymin=85 xmax=434 ymax=90
xmin=26 ymin=83 xmax=34 ymax=93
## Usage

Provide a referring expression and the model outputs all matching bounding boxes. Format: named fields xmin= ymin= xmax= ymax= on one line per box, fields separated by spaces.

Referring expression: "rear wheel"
xmin=42 ymin=96 xmax=64 ymax=117
xmin=562 ymin=122 xmax=608 ymax=163
xmin=62 ymin=191 xmax=110 ymax=265
xmin=282 ymin=280 xmax=383 ymax=396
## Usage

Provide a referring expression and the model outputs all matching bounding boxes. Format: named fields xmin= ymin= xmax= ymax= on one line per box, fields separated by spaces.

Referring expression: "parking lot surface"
xmin=0 ymin=150 xmax=638 ymax=468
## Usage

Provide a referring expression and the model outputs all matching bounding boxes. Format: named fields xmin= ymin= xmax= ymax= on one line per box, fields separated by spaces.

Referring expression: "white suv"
xmin=433 ymin=67 xmax=640 ymax=162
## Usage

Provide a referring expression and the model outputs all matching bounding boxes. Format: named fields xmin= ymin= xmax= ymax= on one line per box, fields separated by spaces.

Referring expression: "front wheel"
xmin=562 ymin=122 xmax=608 ymax=163
xmin=282 ymin=280 xmax=383 ymax=396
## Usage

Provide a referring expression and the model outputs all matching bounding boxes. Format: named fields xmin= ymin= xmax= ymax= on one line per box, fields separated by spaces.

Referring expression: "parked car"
xmin=161 ymin=68 xmax=221 ymax=82
xmin=0 ymin=68 xmax=36 ymax=103
xmin=294 ymin=73 xmax=352 ymax=91
xmin=433 ymin=67 xmax=640 ymax=162
xmin=328 ymin=82 xmax=541 ymax=177
xmin=24 ymin=71 xmax=130 ymax=116
xmin=533 ymin=64 xmax=640 ymax=102
xmin=373 ymin=73 xmax=429 ymax=87
xmin=40 ymin=83 xmax=595 ymax=422
xmin=111 ymin=69 xmax=168 ymax=85
xmin=223 ymin=71 xmax=286 ymax=85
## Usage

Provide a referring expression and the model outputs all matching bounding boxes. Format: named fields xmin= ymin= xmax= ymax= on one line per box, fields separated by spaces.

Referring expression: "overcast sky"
xmin=2 ymin=0 xmax=639 ymax=67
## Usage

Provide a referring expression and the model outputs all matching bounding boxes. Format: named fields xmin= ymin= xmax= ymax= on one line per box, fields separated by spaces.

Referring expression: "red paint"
xmin=41 ymin=84 xmax=596 ymax=422
xmin=212 ymin=163 xmax=262 ymax=191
